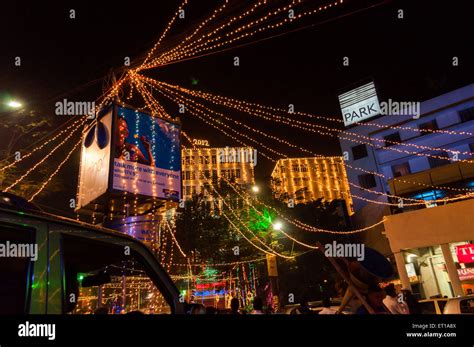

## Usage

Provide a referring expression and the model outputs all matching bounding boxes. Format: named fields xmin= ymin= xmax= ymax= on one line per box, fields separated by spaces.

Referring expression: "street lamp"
xmin=6 ymin=100 xmax=23 ymax=109
xmin=272 ymin=221 xmax=283 ymax=231
xmin=251 ymin=185 xmax=260 ymax=193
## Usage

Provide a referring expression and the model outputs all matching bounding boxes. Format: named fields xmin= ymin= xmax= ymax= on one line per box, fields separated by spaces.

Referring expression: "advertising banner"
xmin=112 ymin=106 xmax=181 ymax=201
xmin=77 ymin=110 xmax=113 ymax=209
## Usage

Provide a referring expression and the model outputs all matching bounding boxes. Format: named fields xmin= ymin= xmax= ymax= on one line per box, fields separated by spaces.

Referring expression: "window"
xmin=383 ymin=132 xmax=401 ymax=147
xmin=358 ymin=174 xmax=377 ymax=189
xmin=392 ymin=162 xmax=411 ymax=177
xmin=418 ymin=120 xmax=438 ymax=135
xmin=235 ymin=169 xmax=241 ymax=179
xmin=459 ymin=106 xmax=474 ymax=123
xmin=200 ymin=156 xmax=210 ymax=165
xmin=351 ymin=144 xmax=368 ymax=160
xmin=0 ymin=224 xmax=35 ymax=314
xmin=183 ymin=171 xmax=195 ymax=180
xmin=211 ymin=155 xmax=217 ymax=164
xmin=184 ymin=186 xmax=191 ymax=196
xmin=62 ymin=235 xmax=171 ymax=314
xmin=428 ymin=151 xmax=449 ymax=169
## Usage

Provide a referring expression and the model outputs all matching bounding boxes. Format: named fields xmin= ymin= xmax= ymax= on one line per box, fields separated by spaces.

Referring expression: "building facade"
xmin=338 ymin=83 xmax=474 ymax=299
xmin=181 ymin=146 xmax=256 ymax=202
xmin=270 ymin=156 xmax=353 ymax=214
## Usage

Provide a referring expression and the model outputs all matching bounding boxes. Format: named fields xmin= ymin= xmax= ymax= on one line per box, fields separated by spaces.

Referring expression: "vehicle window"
xmin=0 ymin=224 xmax=35 ymax=314
xmin=419 ymin=301 xmax=436 ymax=314
xmin=437 ymin=299 xmax=447 ymax=313
xmin=61 ymin=235 xmax=171 ymax=314
xmin=460 ymin=299 xmax=474 ymax=314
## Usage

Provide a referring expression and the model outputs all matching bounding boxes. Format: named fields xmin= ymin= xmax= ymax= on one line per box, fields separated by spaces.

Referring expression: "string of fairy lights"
xmin=141 ymin=0 xmax=345 ymax=70
xmin=138 ymin=77 xmax=474 ymax=195
xmin=150 ymin=79 xmax=474 ymax=162
xmin=141 ymin=77 xmax=474 ymax=205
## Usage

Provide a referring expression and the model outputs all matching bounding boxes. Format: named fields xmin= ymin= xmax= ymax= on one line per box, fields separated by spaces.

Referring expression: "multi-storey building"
xmin=181 ymin=146 xmax=256 ymax=202
xmin=270 ymin=156 xmax=353 ymax=215
xmin=338 ymin=83 xmax=474 ymax=299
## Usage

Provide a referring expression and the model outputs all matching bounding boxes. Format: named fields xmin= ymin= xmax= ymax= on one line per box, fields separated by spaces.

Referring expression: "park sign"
xmin=76 ymin=103 xmax=182 ymax=211
xmin=338 ymin=81 xmax=381 ymax=127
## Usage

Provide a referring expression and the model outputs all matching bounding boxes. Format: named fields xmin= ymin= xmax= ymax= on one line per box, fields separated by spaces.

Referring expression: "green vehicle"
xmin=0 ymin=193 xmax=184 ymax=314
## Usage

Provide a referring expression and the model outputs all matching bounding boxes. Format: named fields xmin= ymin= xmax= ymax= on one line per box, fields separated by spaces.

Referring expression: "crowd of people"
xmin=187 ymin=283 xmax=422 ymax=315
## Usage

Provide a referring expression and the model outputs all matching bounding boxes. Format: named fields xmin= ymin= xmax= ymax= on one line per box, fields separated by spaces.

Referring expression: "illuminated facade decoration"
xmin=270 ymin=156 xmax=353 ymax=214
xmin=181 ymin=146 xmax=256 ymax=202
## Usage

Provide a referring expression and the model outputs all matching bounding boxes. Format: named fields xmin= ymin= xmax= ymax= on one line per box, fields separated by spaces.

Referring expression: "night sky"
xmin=1 ymin=0 xmax=473 ymax=215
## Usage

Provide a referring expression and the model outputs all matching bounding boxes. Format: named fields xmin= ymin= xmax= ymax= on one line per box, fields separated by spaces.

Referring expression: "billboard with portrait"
xmin=112 ymin=106 xmax=181 ymax=201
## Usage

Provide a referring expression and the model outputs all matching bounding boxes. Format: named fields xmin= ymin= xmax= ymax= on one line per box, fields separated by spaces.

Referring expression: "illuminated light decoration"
xmin=149 ymin=88 xmax=276 ymax=162
xmin=348 ymin=181 xmax=474 ymax=206
xmin=152 ymin=0 xmax=300 ymax=67
xmin=147 ymin=80 xmax=286 ymax=160
xmin=181 ymin=130 xmax=196 ymax=149
xmin=0 ymin=117 xmax=84 ymax=173
xmin=2 ymin=119 xmax=87 ymax=193
xmin=146 ymin=0 xmax=344 ymax=70
xmin=28 ymin=138 xmax=82 ymax=201
xmin=137 ymin=0 xmax=190 ymax=71
xmin=130 ymin=82 xmax=474 ymax=232
xmin=142 ymin=0 xmax=232 ymax=71
xmin=154 ymin=79 xmax=474 ymax=162
xmin=148 ymin=78 xmax=474 ymax=194
xmin=219 ymin=174 xmax=336 ymax=247
xmin=180 ymin=145 xmax=255 ymax=204
xmin=172 ymin=257 xmax=266 ymax=267
xmin=208 ymin=180 xmax=294 ymax=259
xmin=157 ymin=78 xmax=471 ymax=137
xmin=270 ymin=157 xmax=353 ymax=213
xmin=164 ymin=218 xmax=187 ymax=258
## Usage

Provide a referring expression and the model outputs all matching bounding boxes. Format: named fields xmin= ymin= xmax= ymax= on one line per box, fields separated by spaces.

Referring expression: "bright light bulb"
xmin=273 ymin=222 xmax=282 ymax=231
xmin=6 ymin=100 xmax=22 ymax=109
xmin=252 ymin=185 xmax=259 ymax=193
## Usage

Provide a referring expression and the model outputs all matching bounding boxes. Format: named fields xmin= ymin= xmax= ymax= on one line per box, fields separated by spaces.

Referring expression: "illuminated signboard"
xmin=458 ymin=268 xmax=474 ymax=281
xmin=338 ymin=81 xmax=381 ymax=127
xmin=456 ymin=244 xmax=474 ymax=264
xmin=76 ymin=104 xmax=181 ymax=210
xmin=112 ymin=106 xmax=181 ymax=201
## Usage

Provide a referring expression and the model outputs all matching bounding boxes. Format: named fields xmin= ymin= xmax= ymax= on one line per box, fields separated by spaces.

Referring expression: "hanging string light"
xmin=153 ymin=79 xmax=474 ymax=162
xmin=146 ymin=77 xmax=474 ymax=194
xmin=28 ymin=138 xmax=82 ymax=201
xmin=2 ymin=118 xmax=87 ymax=193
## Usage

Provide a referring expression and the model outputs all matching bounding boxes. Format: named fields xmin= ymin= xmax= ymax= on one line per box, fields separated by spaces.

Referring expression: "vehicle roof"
xmin=0 ymin=205 xmax=138 ymax=243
